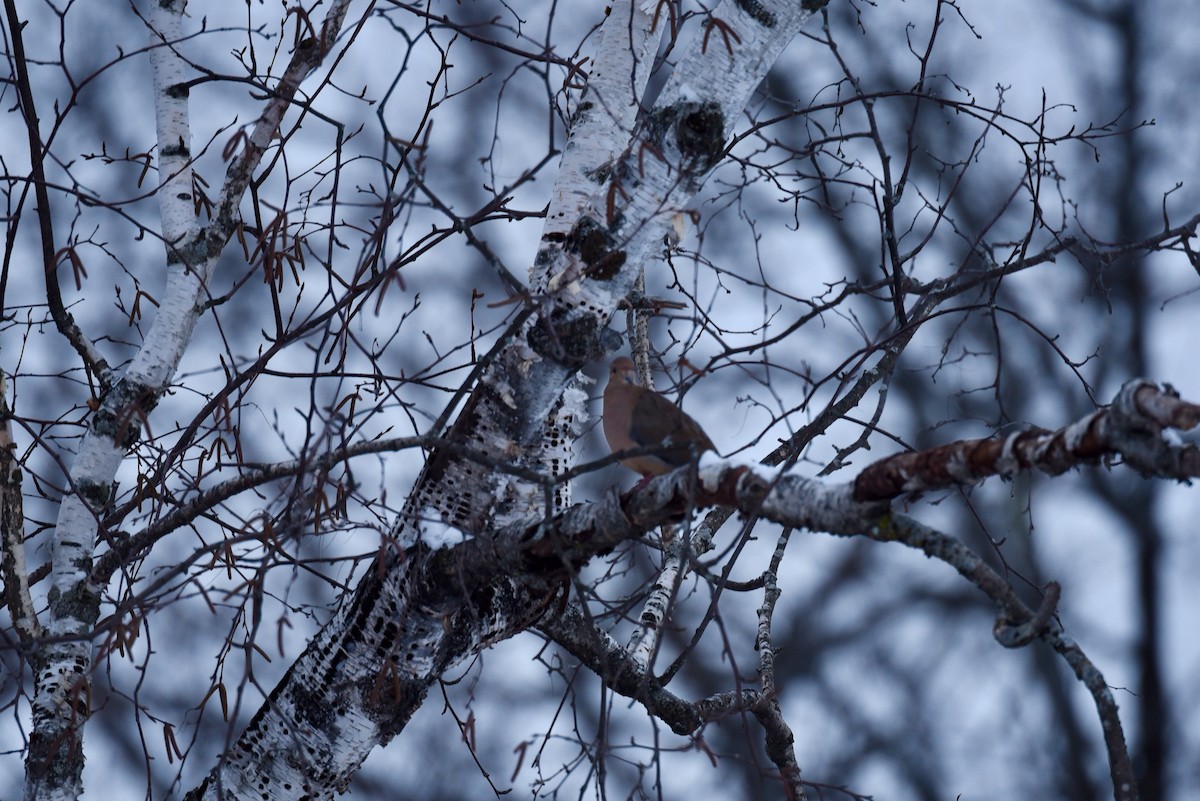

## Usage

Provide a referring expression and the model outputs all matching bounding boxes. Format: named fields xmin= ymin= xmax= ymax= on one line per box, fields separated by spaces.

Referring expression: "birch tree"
xmin=3 ymin=1 xmax=1200 ymax=800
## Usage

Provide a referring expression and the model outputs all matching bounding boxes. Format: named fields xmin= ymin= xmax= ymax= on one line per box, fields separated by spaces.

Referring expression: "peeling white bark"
xmin=544 ymin=0 xmax=821 ymax=297
xmin=625 ymin=548 xmax=679 ymax=670
xmin=24 ymin=6 xmax=204 ymax=799
xmin=183 ymin=3 xmax=827 ymax=798
xmin=506 ymin=1 xmax=824 ymax=434
xmin=532 ymin=0 xmax=662 ymax=286
xmin=23 ymin=2 xmax=356 ymax=799
xmin=190 ymin=372 xmax=1200 ymax=799
xmin=148 ymin=0 xmax=196 ymax=248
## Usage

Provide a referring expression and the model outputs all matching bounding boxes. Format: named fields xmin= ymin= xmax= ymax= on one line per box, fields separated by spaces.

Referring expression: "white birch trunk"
xmin=24 ymin=4 xmax=201 ymax=798
xmin=184 ymin=2 xmax=826 ymax=797
xmin=22 ymin=2 xmax=353 ymax=799
xmin=530 ymin=0 xmax=662 ymax=287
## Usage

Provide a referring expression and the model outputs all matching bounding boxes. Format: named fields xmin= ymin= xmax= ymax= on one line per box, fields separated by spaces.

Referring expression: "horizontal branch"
xmin=522 ymin=381 xmax=1199 ymax=560
xmin=516 ymin=382 xmax=1186 ymax=801
xmin=187 ymin=376 xmax=1188 ymax=799
xmin=854 ymin=379 xmax=1200 ymax=500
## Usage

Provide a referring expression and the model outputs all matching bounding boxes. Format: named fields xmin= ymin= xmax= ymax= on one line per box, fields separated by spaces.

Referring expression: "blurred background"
xmin=2 ymin=1 xmax=1198 ymax=799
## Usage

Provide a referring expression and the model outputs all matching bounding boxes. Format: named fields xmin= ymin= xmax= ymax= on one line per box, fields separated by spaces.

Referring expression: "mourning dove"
xmin=602 ymin=357 xmax=715 ymax=481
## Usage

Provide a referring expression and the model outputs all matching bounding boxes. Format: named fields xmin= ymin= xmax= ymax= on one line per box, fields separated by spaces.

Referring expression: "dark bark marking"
xmin=734 ymin=0 xmax=777 ymax=27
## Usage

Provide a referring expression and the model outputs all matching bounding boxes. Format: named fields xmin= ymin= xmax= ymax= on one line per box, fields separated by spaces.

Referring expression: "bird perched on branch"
xmin=602 ymin=357 xmax=715 ymax=483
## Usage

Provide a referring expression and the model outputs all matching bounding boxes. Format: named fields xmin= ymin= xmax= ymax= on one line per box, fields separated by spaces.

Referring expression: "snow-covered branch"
xmin=524 ymin=376 xmax=1190 ymax=801
xmin=854 ymin=379 xmax=1200 ymax=500
xmin=180 ymin=349 xmax=1196 ymax=800
xmin=179 ymin=4 xmax=1191 ymax=799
